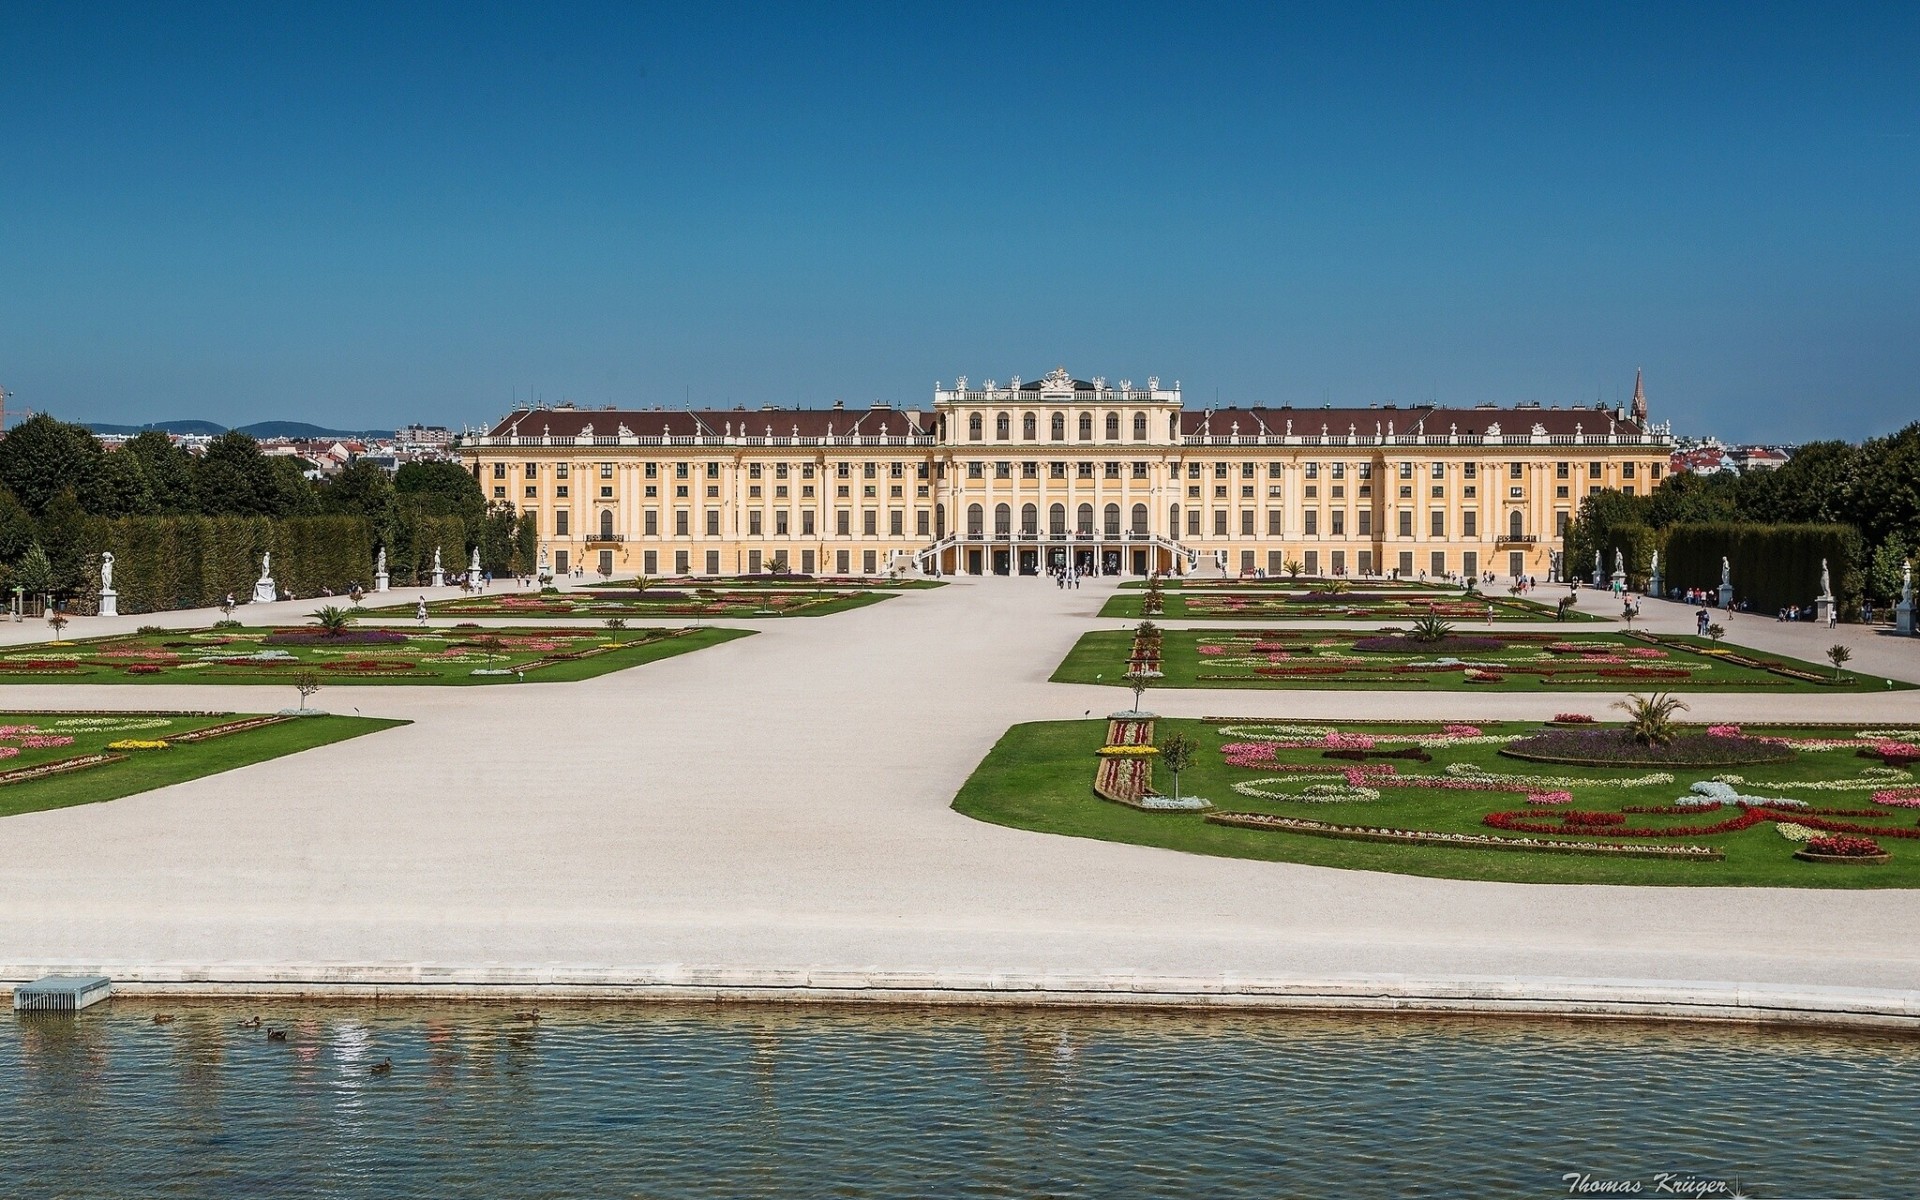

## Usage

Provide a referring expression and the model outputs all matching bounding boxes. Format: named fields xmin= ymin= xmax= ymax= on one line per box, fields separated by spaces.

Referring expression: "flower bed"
xmin=1795 ymin=834 xmax=1892 ymax=864
xmin=262 ymin=629 xmax=411 ymax=646
xmin=1500 ymin=728 xmax=1797 ymax=767
xmin=0 ymin=753 xmax=125 ymax=786
xmin=1204 ymin=812 xmax=1724 ymax=860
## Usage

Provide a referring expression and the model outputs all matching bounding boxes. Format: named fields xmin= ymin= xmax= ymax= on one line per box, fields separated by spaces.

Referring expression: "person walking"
xmin=416 ymin=596 xmax=428 ymax=626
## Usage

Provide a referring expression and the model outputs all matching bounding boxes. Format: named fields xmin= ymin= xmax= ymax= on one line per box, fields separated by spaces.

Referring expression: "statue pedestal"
xmin=430 ymin=568 xmax=446 ymax=588
xmin=1898 ymin=601 xmax=1915 ymax=636
xmin=98 ymin=590 xmax=118 ymax=618
xmin=251 ymin=579 xmax=277 ymax=604
xmin=1718 ymin=583 xmax=1734 ymax=608
xmin=375 ymin=572 xmax=390 ymax=593
xmin=1816 ymin=595 xmax=1837 ymax=625
xmin=1649 ymin=571 xmax=1663 ymax=598
xmin=1610 ymin=571 xmax=1626 ymax=593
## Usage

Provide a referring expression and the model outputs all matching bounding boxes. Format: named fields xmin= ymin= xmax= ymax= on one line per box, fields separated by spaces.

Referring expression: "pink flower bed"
xmin=1443 ymin=724 xmax=1482 ymax=738
xmin=1324 ymin=731 xmax=1376 ymax=751
xmin=1527 ymin=791 xmax=1574 ymax=806
xmin=1707 ymin=724 xmax=1743 ymax=738
xmin=1871 ymin=788 xmax=1920 ymax=808
xmin=17 ymin=736 xmax=74 ymax=749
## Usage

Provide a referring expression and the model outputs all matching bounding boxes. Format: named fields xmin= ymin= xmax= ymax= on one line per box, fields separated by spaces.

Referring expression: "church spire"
xmin=1630 ymin=368 xmax=1647 ymax=424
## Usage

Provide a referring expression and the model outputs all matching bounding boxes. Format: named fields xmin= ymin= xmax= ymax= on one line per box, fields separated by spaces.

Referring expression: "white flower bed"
xmin=50 ymin=716 xmax=175 ymax=732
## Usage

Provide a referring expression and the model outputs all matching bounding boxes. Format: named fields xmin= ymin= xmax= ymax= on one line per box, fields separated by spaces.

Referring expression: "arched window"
xmin=1076 ymin=503 xmax=1094 ymax=534
xmin=1103 ymin=503 xmax=1121 ymax=538
xmin=1509 ymin=511 xmax=1524 ymax=539
xmin=967 ymin=413 xmax=982 ymax=441
xmin=1132 ymin=413 xmax=1148 ymax=440
xmin=1130 ymin=503 xmax=1148 ymax=534
xmin=993 ymin=503 xmax=1011 ymax=538
xmin=1050 ymin=413 xmax=1066 ymax=441
xmin=935 ymin=504 xmax=947 ymax=537
xmin=1020 ymin=503 xmax=1038 ymax=535
xmin=994 ymin=413 xmax=1011 ymax=440
xmin=1048 ymin=503 xmax=1066 ymax=535
xmin=1022 ymin=413 xmax=1037 ymax=440
xmin=1078 ymin=413 xmax=1094 ymax=441
xmin=966 ymin=503 xmax=984 ymax=537
xmin=1168 ymin=503 xmax=1180 ymax=533
xmin=599 ymin=510 xmax=614 ymax=538
xmin=1104 ymin=413 xmax=1121 ymax=440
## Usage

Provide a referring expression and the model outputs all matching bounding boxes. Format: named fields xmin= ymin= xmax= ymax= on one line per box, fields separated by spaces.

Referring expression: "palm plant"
xmin=310 ymin=605 xmax=356 ymax=638
xmin=1611 ymin=692 xmax=1689 ymax=747
xmin=1284 ymin=558 xmax=1304 ymax=579
xmin=1827 ymin=643 xmax=1852 ymax=680
xmin=1706 ymin=622 xmax=1725 ymax=648
xmin=1408 ymin=614 xmax=1455 ymax=644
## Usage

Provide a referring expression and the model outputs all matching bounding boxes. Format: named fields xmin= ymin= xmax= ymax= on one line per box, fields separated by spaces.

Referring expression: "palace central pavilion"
xmin=461 ymin=366 xmax=1671 ymax=581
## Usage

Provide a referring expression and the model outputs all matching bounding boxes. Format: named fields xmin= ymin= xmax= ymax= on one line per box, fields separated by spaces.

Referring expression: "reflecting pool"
xmin=4 ymin=1000 xmax=1916 ymax=1197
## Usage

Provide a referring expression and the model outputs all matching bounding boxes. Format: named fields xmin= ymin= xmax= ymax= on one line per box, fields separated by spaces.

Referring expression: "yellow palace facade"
xmin=461 ymin=366 xmax=1671 ymax=582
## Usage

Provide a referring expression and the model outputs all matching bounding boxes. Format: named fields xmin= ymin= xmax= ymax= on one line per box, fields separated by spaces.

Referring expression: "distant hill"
xmin=85 ymin=419 xmax=396 ymax=439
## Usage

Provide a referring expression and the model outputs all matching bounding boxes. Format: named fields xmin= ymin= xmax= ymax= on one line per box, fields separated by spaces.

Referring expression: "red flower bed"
xmin=1805 ymin=835 xmax=1885 ymax=857
xmin=1486 ymin=804 xmax=1920 ymax=841
xmin=1559 ymin=811 xmax=1627 ymax=827
xmin=125 ymin=665 xmax=163 ymax=675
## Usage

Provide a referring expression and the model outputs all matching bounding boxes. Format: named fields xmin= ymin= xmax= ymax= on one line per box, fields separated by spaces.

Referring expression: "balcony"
xmin=584 ymin=533 xmax=626 ymax=545
xmin=1495 ymin=534 xmax=1538 ymax=546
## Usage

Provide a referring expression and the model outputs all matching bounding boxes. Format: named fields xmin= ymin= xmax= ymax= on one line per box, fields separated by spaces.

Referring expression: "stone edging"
xmin=4 ymin=964 xmax=1916 ymax=1032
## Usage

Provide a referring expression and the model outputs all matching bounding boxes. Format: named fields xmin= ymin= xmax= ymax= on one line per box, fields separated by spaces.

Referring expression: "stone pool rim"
xmin=5 ymin=964 xmax=1917 ymax=1033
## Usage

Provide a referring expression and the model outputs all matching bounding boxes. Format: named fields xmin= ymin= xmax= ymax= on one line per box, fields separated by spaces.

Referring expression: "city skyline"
xmin=2 ymin=2 xmax=1916 ymax=441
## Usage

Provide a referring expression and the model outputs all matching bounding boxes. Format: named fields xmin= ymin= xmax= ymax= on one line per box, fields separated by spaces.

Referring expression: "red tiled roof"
xmin=1179 ymin=404 xmax=1644 ymax=439
xmin=484 ymin=407 xmax=933 ymax=439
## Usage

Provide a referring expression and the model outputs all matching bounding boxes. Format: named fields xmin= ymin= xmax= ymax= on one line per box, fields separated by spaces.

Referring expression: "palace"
xmin=460 ymin=366 xmax=1671 ymax=581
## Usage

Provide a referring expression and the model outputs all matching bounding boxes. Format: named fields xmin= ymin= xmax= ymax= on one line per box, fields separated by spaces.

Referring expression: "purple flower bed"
xmin=263 ymin=629 xmax=412 ymax=646
xmin=1350 ymin=635 xmax=1507 ymax=654
xmin=1500 ymin=727 xmax=1797 ymax=767
xmin=596 ymin=590 xmax=691 ymax=601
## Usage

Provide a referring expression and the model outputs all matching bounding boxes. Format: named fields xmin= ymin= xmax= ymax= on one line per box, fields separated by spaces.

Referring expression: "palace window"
xmin=493 ymin=463 xmax=506 ymax=479
xmin=524 ymin=462 xmax=538 ymax=478
xmin=675 ymin=463 xmax=689 ymax=479
xmin=1305 ymin=463 xmax=1319 ymax=479
xmin=1077 ymin=462 xmax=1094 ymax=478
xmin=1622 ymin=462 xmax=1636 ymax=479
xmin=1555 ymin=462 xmax=1569 ymax=479
xmin=749 ymin=512 xmax=763 ymax=535
xmin=1589 ymin=461 xmax=1603 ymax=478
xmin=556 ymin=463 xmax=569 ymax=479
xmin=968 ymin=413 xmax=983 ymax=440
xmin=706 ymin=511 xmax=720 ymax=536
xmin=1463 ymin=512 xmax=1477 ymax=538
xmin=1431 ymin=511 xmax=1446 ymax=537
xmin=1078 ymin=413 xmax=1094 ymax=440
xmin=1051 ymin=413 xmax=1066 ymax=440
xmin=1304 ymin=511 xmax=1318 ymax=536
xmin=1021 ymin=462 xmax=1038 ymax=479
xmin=890 ymin=512 xmax=904 ymax=536
xmin=995 ymin=413 xmax=1011 ymax=440
xmin=864 ymin=512 xmax=877 ymax=536
xmin=802 ymin=512 xmax=815 ymax=535
xmin=1358 ymin=511 xmax=1372 ymax=536
xmin=599 ymin=463 xmax=613 ymax=479
xmin=1131 ymin=462 xmax=1149 ymax=478
xmin=1399 ymin=511 xmax=1413 ymax=537
xmin=1267 ymin=510 xmax=1282 ymax=536
xmin=1269 ymin=462 xmax=1283 ymax=478
xmin=864 ymin=463 xmax=877 ymax=479
xmin=1397 ymin=462 xmax=1412 ymax=479
xmin=1104 ymin=462 xmax=1121 ymax=479
xmin=837 ymin=462 xmax=851 ymax=478
xmin=1213 ymin=510 xmax=1227 ymax=536
xmin=1022 ymin=413 xmax=1037 ymax=440
xmin=555 ymin=486 xmax=568 ymax=498
xmin=995 ymin=463 xmax=1011 ymax=480
xmin=1331 ymin=511 xmax=1345 ymax=536
xmin=1132 ymin=413 xmax=1148 ymax=440
xmin=1105 ymin=413 xmax=1121 ymax=439
xmin=1431 ymin=462 xmax=1445 ymax=479
xmin=1331 ymin=463 xmax=1346 ymax=479
xmin=1509 ymin=462 xmax=1524 ymax=479
xmin=645 ymin=511 xmax=659 ymax=535
xmin=967 ymin=462 xmax=983 ymax=479
xmin=1049 ymin=462 xmax=1066 ymax=479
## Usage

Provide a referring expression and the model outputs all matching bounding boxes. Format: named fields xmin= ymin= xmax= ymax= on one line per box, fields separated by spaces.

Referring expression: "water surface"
xmin=4 ymin=1001 xmax=1916 ymax=1197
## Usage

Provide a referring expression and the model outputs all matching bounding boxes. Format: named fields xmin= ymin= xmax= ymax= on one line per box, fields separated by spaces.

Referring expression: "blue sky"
xmin=2 ymin=2 xmax=1915 ymax=440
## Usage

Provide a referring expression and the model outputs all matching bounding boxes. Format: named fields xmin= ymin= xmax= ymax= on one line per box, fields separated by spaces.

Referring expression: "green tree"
xmin=1157 ymin=731 xmax=1198 ymax=802
xmin=1868 ymin=535 xmax=1910 ymax=605
xmin=193 ymin=432 xmax=280 ymax=515
xmin=13 ymin=543 xmax=55 ymax=595
xmin=0 ymin=414 xmax=104 ymax=515
xmin=319 ymin=459 xmax=395 ymax=521
xmin=0 ymin=488 xmax=37 ymax=564
xmin=122 ymin=431 xmax=196 ymax=512
xmin=1827 ymin=643 xmax=1852 ymax=680
xmin=95 ymin=448 xmax=159 ymax=517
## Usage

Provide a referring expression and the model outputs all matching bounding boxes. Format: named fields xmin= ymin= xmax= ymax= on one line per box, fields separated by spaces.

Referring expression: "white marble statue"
xmin=470 ymin=547 xmax=482 ymax=576
xmin=1903 ymin=559 xmax=1913 ymax=607
xmin=432 ymin=546 xmax=442 ymax=572
xmin=1613 ymin=548 xmax=1624 ymax=577
xmin=99 ymin=551 xmax=113 ymax=591
xmin=260 ymin=551 xmax=271 ymax=578
xmin=251 ymin=550 xmax=277 ymax=603
xmin=376 ymin=546 xmax=387 ymax=574
xmin=1820 ymin=558 xmax=1832 ymax=598
xmin=1650 ymin=549 xmax=1658 ymax=578
xmin=1721 ymin=556 xmax=1731 ymax=587
xmin=1593 ymin=550 xmax=1602 ymax=581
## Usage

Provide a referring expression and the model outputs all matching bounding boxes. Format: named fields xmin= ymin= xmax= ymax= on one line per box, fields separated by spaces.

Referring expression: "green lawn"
xmin=1099 ymin=589 xmax=1597 ymax=621
xmin=370 ymin=588 xmax=897 ymax=619
xmin=1052 ymin=629 xmax=1905 ymax=692
xmin=0 ymin=711 xmax=402 ymax=820
xmin=0 ymin=626 xmax=752 ymax=686
xmin=954 ymin=718 xmax=1920 ymax=887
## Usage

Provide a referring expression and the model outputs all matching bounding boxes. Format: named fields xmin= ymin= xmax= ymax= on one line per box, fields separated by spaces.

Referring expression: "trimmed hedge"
xmin=1662 ymin=522 xmax=1864 ymax=617
xmin=94 ymin=515 xmax=373 ymax=614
